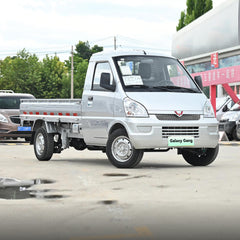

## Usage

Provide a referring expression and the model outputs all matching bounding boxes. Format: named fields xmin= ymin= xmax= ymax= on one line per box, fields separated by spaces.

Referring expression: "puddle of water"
xmin=156 ymin=185 xmax=169 ymax=189
xmin=99 ymin=200 xmax=118 ymax=205
xmin=103 ymin=173 xmax=129 ymax=177
xmin=0 ymin=178 xmax=64 ymax=200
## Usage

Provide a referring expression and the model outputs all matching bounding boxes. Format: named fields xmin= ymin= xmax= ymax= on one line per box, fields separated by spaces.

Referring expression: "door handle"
xmin=88 ymin=96 xmax=93 ymax=101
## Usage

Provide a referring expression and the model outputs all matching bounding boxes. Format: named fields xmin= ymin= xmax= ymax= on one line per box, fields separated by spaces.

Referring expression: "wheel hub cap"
xmin=36 ymin=133 xmax=45 ymax=155
xmin=112 ymin=136 xmax=133 ymax=162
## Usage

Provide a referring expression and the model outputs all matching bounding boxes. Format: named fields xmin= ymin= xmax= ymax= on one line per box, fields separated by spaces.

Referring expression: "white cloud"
xmin=86 ymin=0 xmax=185 ymax=8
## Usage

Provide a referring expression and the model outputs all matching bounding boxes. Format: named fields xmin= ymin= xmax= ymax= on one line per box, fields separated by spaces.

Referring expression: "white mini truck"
xmin=20 ymin=50 xmax=219 ymax=168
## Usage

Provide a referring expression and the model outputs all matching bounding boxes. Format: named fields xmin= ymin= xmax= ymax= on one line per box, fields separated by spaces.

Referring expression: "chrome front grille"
xmin=156 ymin=114 xmax=200 ymax=121
xmin=162 ymin=126 xmax=199 ymax=138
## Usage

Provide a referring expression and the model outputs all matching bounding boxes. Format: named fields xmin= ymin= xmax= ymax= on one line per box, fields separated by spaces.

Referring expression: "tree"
xmin=186 ymin=0 xmax=195 ymax=15
xmin=62 ymin=57 xmax=88 ymax=98
xmin=91 ymin=45 xmax=103 ymax=55
xmin=0 ymin=40 xmax=103 ymax=99
xmin=64 ymin=41 xmax=103 ymax=98
xmin=74 ymin=41 xmax=103 ymax=61
xmin=176 ymin=11 xmax=186 ymax=31
xmin=205 ymin=0 xmax=213 ymax=12
xmin=73 ymin=58 xmax=89 ymax=97
xmin=0 ymin=49 xmax=42 ymax=97
xmin=176 ymin=0 xmax=213 ymax=31
xmin=75 ymin=41 xmax=92 ymax=61
xmin=40 ymin=55 xmax=68 ymax=98
xmin=194 ymin=0 xmax=207 ymax=19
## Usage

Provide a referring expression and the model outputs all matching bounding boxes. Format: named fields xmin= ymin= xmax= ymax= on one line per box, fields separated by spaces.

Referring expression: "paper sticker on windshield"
xmin=123 ymin=76 xmax=143 ymax=86
xmin=120 ymin=65 xmax=132 ymax=75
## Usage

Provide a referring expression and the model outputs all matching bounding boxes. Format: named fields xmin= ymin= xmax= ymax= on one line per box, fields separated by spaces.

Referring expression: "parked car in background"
xmin=216 ymin=95 xmax=240 ymax=121
xmin=219 ymin=101 xmax=240 ymax=141
xmin=236 ymin=120 xmax=240 ymax=140
xmin=0 ymin=90 xmax=35 ymax=141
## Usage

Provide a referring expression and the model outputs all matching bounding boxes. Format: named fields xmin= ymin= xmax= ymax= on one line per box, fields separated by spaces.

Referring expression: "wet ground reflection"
xmin=0 ymin=178 xmax=64 ymax=200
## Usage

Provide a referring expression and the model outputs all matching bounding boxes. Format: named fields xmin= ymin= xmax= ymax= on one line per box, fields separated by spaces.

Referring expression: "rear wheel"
xmin=34 ymin=127 xmax=54 ymax=161
xmin=182 ymin=145 xmax=219 ymax=166
xmin=106 ymin=129 xmax=143 ymax=168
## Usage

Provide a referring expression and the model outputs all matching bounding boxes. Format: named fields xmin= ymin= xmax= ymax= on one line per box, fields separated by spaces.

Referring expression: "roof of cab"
xmin=90 ymin=49 xmax=175 ymax=61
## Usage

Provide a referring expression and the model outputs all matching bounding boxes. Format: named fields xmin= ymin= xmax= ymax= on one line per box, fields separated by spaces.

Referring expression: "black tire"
xmin=226 ymin=133 xmax=233 ymax=141
xmin=182 ymin=145 xmax=219 ymax=166
xmin=34 ymin=127 xmax=54 ymax=161
xmin=106 ymin=129 xmax=144 ymax=168
xmin=232 ymin=127 xmax=240 ymax=141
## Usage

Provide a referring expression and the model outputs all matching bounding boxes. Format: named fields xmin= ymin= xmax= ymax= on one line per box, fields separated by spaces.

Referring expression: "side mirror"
xmin=194 ymin=76 xmax=203 ymax=90
xmin=222 ymin=105 xmax=229 ymax=112
xmin=100 ymin=73 xmax=115 ymax=91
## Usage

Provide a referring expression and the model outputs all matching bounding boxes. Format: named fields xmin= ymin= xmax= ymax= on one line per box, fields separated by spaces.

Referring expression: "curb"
xmin=0 ymin=142 xmax=29 ymax=146
xmin=219 ymin=141 xmax=240 ymax=146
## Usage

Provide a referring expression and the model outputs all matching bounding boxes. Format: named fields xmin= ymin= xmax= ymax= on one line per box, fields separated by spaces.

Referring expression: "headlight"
xmin=0 ymin=113 xmax=8 ymax=123
xmin=124 ymin=98 xmax=148 ymax=118
xmin=203 ymin=100 xmax=215 ymax=118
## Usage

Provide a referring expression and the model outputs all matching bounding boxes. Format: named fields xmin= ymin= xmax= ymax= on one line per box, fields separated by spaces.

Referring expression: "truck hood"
xmin=126 ymin=92 xmax=207 ymax=114
xmin=0 ymin=109 xmax=20 ymax=116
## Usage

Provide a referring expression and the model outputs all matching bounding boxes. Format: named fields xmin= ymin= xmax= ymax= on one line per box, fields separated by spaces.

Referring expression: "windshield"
xmin=0 ymin=96 xmax=34 ymax=109
xmin=216 ymin=97 xmax=229 ymax=111
xmin=230 ymin=102 xmax=240 ymax=111
xmin=114 ymin=56 xmax=201 ymax=93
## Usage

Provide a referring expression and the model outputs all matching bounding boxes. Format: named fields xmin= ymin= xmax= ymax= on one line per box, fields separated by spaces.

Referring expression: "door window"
xmin=92 ymin=62 xmax=114 ymax=91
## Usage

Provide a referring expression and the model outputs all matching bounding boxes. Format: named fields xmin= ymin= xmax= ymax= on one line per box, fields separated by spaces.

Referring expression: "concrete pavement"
xmin=0 ymin=143 xmax=240 ymax=240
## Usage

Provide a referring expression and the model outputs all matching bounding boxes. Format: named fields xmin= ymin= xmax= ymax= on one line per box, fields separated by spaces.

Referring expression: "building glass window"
xmin=186 ymin=54 xmax=240 ymax=74
xmin=186 ymin=62 xmax=211 ymax=74
xmin=219 ymin=54 xmax=240 ymax=68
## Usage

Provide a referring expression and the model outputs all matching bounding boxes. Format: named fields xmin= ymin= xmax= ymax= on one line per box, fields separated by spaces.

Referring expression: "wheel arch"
xmin=33 ymin=120 xmax=45 ymax=132
xmin=30 ymin=120 xmax=45 ymax=144
xmin=108 ymin=123 xmax=128 ymax=137
xmin=33 ymin=120 xmax=57 ymax=133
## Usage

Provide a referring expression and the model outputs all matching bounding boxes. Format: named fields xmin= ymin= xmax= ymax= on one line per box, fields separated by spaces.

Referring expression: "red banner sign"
xmin=211 ymin=52 xmax=219 ymax=68
xmin=191 ymin=65 xmax=240 ymax=87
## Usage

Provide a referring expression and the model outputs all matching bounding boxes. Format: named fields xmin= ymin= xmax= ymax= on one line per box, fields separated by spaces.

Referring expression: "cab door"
xmin=82 ymin=62 xmax=116 ymax=145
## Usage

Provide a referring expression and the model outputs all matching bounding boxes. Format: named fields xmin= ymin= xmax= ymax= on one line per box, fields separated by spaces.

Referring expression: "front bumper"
xmin=122 ymin=115 xmax=219 ymax=149
xmin=0 ymin=123 xmax=32 ymax=139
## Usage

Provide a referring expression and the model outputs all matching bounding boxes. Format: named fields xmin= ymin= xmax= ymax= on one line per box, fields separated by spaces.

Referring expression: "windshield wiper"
xmin=125 ymin=85 xmax=149 ymax=89
xmin=153 ymin=85 xmax=199 ymax=93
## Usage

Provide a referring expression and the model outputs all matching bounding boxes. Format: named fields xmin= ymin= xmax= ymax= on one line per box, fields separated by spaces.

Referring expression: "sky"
xmin=0 ymin=0 xmax=227 ymax=60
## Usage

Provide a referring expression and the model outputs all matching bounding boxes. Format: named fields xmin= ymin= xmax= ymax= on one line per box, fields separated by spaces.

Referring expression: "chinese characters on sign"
xmin=211 ymin=52 xmax=219 ymax=68
xmin=191 ymin=65 xmax=240 ymax=87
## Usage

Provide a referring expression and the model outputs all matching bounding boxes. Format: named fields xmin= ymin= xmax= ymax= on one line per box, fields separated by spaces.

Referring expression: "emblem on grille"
xmin=174 ymin=111 xmax=183 ymax=117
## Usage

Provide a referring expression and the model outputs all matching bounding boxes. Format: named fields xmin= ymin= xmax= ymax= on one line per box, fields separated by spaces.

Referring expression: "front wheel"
xmin=182 ymin=145 xmax=219 ymax=166
xmin=106 ymin=129 xmax=143 ymax=168
xmin=34 ymin=127 xmax=54 ymax=161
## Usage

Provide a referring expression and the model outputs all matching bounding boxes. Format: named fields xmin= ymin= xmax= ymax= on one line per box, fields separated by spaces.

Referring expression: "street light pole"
xmin=71 ymin=45 xmax=74 ymax=99
xmin=114 ymin=36 xmax=116 ymax=50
